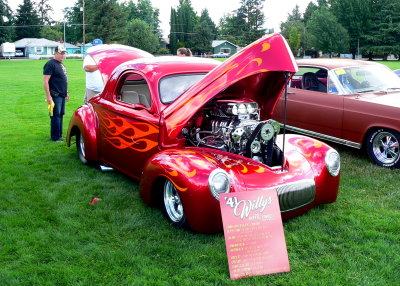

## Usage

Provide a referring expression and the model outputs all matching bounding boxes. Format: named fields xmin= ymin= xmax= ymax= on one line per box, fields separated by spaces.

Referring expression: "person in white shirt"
xmin=83 ymin=44 xmax=104 ymax=104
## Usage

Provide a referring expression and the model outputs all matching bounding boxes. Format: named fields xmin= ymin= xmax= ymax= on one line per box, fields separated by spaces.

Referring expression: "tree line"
xmin=0 ymin=0 xmax=267 ymax=55
xmin=281 ymin=0 xmax=400 ymax=60
xmin=1 ymin=0 xmax=400 ymax=59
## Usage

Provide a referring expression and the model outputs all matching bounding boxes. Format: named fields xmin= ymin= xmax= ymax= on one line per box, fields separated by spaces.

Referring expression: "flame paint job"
xmin=98 ymin=111 xmax=158 ymax=152
xmin=67 ymin=34 xmax=340 ymax=233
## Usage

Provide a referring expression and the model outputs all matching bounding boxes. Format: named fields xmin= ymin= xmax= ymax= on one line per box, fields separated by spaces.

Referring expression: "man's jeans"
xmin=50 ymin=95 xmax=65 ymax=141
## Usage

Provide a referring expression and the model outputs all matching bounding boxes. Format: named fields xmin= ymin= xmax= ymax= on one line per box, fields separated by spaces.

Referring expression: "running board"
xmin=283 ymin=124 xmax=362 ymax=149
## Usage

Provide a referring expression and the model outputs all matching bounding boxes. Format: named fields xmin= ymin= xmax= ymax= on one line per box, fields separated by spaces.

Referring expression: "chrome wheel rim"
xmin=372 ymin=132 xmax=399 ymax=164
xmin=163 ymin=180 xmax=183 ymax=223
xmin=79 ymin=133 xmax=86 ymax=158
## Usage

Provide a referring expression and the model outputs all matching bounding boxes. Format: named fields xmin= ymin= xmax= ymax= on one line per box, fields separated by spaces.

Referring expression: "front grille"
xmin=276 ymin=179 xmax=316 ymax=212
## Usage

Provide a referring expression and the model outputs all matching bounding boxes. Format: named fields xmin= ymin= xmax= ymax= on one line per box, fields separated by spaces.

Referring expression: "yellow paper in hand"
xmin=47 ymin=101 xmax=55 ymax=116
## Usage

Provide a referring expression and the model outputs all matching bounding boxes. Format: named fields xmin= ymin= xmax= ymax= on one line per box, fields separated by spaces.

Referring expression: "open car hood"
xmin=163 ymin=33 xmax=298 ymax=139
xmin=88 ymin=44 xmax=154 ymax=83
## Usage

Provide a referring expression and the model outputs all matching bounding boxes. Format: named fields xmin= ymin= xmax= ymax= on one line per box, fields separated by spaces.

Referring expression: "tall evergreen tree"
xmin=218 ymin=0 xmax=265 ymax=46
xmin=169 ymin=8 xmax=178 ymax=53
xmin=192 ymin=9 xmax=216 ymax=54
xmin=218 ymin=13 xmax=245 ymax=45
xmin=15 ymin=0 xmax=41 ymax=39
xmin=64 ymin=1 xmax=84 ymax=44
xmin=238 ymin=0 xmax=266 ymax=45
xmin=329 ymin=0 xmax=373 ymax=58
xmin=0 ymin=0 xmax=14 ymax=42
xmin=361 ymin=0 xmax=400 ymax=60
xmin=36 ymin=0 xmax=53 ymax=25
xmin=175 ymin=0 xmax=198 ymax=48
xmin=85 ymin=0 xmax=127 ymax=43
xmin=307 ymin=6 xmax=349 ymax=57
xmin=303 ymin=2 xmax=318 ymax=24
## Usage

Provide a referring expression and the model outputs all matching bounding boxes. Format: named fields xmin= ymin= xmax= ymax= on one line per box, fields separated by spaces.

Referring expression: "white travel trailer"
xmin=1 ymin=42 xmax=16 ymax=58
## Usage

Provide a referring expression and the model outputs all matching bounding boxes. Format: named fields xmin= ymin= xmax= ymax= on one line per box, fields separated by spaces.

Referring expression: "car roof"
xmin=109 ymin=56 xmax=221 ymax=85
xmin=296 ymin=58 xmax=381 ymax=70
xmin=117 ymin=56 xmax=220 ymax=76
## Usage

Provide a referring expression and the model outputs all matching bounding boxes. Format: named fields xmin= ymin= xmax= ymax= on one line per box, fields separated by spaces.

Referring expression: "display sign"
xmin=220 ymin=189 xmax=290 ymax=280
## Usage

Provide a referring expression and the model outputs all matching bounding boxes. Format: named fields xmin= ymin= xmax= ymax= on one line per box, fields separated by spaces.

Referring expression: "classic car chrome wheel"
xmin=76 ymin=131 xmax=88 ymax=165
xmin=163 ymin=180 xmax=186 ymax=227
xmin=367 ymin=128 xmax=400 ymax=168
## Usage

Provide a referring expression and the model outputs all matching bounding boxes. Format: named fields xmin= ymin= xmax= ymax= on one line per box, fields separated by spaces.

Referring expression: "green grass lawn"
xmin=0 ymin=59 xmax=399 ymax=285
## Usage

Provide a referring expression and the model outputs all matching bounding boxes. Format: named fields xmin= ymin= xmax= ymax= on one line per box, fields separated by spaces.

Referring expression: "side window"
xmin=291 ymin=67 xmax=328 ymax=93
xmin=327 ymin=76 xmax=339 ymax=94
xmin=116 ymin=73 xmax=151 ymax=108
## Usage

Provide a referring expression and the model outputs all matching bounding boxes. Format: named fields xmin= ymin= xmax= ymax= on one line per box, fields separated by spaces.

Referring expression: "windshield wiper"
xmin=356 ymin=89 xmax=375 ymax=93
xmin=386 ymin=87 xmax=400 ymax=91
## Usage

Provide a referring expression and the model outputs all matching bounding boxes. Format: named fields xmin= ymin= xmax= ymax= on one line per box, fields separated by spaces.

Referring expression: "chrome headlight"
xmin=238 ymin=103 xmax=247 ymax=115
xmin=209 ymin=168 xmax=231 ymax=200
xmin=231 ymin=105 xmax=238 ymax=115
xmin=246 ymin=102 xmax=257 ymax=114
xmin=325 ymin=149 xmax=340 ymax=177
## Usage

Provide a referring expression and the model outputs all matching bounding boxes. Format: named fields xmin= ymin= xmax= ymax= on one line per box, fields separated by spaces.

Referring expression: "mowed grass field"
xmin=0 ymin=58 xmax=399 ymax=285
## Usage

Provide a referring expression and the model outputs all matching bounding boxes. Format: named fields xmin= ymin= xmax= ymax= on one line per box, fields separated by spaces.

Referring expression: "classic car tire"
xmin=76 ymin=131 xmax=89 ymax=165
xmin=162 ymin=179 xmax=187 ymax=228
xmin=367 ymin=128 xmax=400 ymax=168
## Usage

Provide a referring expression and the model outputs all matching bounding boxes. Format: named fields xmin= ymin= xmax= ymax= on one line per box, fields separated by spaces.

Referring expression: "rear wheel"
xmin=162 ymin=179 xmax=187 ymax=228
xmin=366 ymin=128 xmax=400 ymax=168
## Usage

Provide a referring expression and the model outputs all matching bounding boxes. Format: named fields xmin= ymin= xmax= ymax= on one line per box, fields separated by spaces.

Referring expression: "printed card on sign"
xmin=219 ymin=189 xmax=290 ymax=280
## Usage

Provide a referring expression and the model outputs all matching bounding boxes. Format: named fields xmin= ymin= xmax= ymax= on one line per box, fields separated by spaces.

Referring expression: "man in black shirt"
xmin=43 ymin=45 xmax=69 ymax=141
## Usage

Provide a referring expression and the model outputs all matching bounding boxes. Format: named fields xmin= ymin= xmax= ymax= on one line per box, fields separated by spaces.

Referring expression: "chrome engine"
xmin=184 ymin=99 xmax=283 ymax=166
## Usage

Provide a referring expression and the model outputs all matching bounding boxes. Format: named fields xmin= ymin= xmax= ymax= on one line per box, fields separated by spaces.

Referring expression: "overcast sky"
xmin=9 ymin=0 xmax=314 ymax=37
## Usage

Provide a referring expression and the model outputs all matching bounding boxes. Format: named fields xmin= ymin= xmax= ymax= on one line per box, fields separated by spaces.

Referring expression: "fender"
xmin=66 ymin=104 xmax=99 ymax=162
xmin=282 ymin=134 xmax=340 ymax=204
xmin=139 ymin=148 xmax=247 ymax=233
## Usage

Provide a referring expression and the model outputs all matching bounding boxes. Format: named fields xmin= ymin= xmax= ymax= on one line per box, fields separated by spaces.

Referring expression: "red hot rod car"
xmin=67 ymin=34 xmax=340 ymax=233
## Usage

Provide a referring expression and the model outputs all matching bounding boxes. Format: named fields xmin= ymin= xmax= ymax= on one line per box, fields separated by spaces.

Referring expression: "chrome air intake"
xmin=276 ymin=179 xmax=316 ymax=212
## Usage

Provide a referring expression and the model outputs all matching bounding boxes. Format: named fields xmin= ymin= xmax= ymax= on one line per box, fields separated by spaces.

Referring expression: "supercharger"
xmin=184 ymin=99 xmax=283 ymax=167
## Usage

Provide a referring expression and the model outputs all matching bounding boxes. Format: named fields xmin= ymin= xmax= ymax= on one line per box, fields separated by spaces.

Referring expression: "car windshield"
xmin=332 ymin=65 xmax=400 ymax=94
xmin=159 ymin=73 xmax=207 ymax=104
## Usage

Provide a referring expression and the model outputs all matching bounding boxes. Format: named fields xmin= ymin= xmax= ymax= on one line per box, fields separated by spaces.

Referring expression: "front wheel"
xmin=76 ymin=131 xmax=89 ymax=165
xmin=366 ymin=128 xmax=400 ymax=168
xmin=162 ymin=179 xmax=187 ymax=229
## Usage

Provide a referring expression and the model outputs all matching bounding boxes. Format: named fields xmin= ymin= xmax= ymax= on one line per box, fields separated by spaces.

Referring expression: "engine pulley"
xmin=250 ymin=140 xmax=261 ymax=153
xmin=260 ymin=123 xmax=275 ymax=141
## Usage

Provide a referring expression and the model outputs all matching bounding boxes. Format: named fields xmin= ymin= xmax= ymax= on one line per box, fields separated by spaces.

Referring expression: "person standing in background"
xmin=43 ymin=45 xmax=69 ymax=142
xmin=83 ymin=42 xmax=104 ymax=104
xmin=177 ymin=47 xmax=192 ymax=57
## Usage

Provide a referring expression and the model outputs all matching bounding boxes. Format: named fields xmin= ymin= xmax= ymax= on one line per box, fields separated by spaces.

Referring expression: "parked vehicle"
xmin=212 ymin=52 xmax=229 ymax=58
xmin=272 ymin=59 xmax=400 ymax=168
xmin=15 ymin=50 xmax=24 ymax=57
xmin=1 ymin=42 xmax=15 ymax=58
xmin=67 ymin=35 xmax=340 ymax=233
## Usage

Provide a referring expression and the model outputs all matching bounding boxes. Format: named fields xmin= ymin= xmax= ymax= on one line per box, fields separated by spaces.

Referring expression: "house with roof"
xmin=13 ymin=38 xmax=80 ymax=58
xmin=211 ymin=40 xmax=239 ymax=56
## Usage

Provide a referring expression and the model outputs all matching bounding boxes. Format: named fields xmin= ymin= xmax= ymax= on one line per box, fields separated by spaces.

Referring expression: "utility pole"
xmin=82 ymin=0 xmax=85 ymax=54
